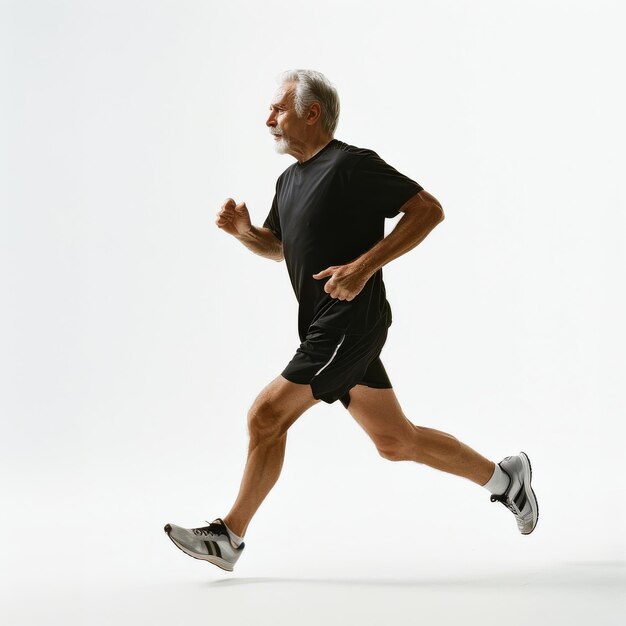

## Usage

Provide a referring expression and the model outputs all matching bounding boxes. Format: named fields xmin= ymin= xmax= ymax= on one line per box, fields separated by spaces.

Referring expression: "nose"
xmin=266 ymin=110 xmax=277 ymax=127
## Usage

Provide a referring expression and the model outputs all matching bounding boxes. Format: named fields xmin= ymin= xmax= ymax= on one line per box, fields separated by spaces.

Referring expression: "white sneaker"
xmin=164 ymin=518 xmax=245 ymax=571
xmin=490 ymin=452 xmax=539 ymax=535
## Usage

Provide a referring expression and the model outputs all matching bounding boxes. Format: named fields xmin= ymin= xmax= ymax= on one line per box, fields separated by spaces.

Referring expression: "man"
xmin=164 ymin=69 xmax=538 ymax=572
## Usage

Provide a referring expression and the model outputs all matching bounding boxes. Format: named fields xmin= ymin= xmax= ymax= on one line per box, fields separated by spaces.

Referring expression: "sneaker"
xmin=490 ymin=451 xmax=539 ymax=535
xmin=163 ymin=518 xmax=245 ymax=571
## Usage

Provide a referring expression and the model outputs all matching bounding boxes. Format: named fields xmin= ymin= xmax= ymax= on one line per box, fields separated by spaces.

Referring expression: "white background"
xmin=1 ymin=0 xmax=624 ymax=624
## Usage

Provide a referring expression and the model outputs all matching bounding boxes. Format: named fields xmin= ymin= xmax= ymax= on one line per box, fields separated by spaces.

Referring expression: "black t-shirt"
xmin=263 ymin=139 xmax=423 ymax=342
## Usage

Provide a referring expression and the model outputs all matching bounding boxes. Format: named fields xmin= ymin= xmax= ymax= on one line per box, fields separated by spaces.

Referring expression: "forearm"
xmin=235 ymin=225 xmax=284 ymax=261
xmin=311 ymin=191 xmax=445 ymax=301
xmin=355 ymin=202 xmax=444 ymax=277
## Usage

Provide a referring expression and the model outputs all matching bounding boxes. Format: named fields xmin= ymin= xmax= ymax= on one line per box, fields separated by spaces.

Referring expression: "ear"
xmin=305 ymin=102 xmax=322 ymax=126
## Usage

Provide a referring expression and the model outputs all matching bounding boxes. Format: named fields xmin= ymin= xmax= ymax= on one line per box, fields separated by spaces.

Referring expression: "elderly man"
xmin=164 ymin=69 xmax=538 ymax=571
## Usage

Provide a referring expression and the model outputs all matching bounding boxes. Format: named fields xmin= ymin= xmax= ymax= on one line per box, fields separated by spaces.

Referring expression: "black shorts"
xmin=281 ymin=314 xmax=392 ymax=409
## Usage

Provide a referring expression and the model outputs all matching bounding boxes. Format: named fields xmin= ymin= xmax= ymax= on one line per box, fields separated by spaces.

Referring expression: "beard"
xmin=274 ymin=138 xmax=290 ymax=154
xmin=270 ymin=130 xmax=291 ymax=154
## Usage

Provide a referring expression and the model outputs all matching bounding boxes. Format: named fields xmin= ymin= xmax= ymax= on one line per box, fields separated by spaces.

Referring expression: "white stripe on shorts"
xmin=313 ymin=333 xmax=346 ymax=377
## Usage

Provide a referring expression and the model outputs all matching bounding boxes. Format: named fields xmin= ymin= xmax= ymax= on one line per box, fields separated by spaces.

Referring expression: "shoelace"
xmin=490 ymin=492 xmax=529 ymax=530
xmin=490 ymin=492 xmax=521 ymax=515
xmin=192 ymin=521 xmax=224 ymax=537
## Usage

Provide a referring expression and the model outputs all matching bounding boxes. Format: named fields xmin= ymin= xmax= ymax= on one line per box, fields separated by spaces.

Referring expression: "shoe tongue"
xmin=210 ymin=518 xmax=224 ymax=526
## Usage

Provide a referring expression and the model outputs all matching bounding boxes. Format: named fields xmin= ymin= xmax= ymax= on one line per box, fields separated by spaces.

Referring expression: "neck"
xmin=292 ymin=134 xmax=334 ymax=163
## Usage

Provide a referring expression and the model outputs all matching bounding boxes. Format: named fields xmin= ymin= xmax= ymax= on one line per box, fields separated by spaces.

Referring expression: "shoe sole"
xmin=519 ymin=451 xmax=539 ymax=534
xmin=163 ymin=524 xmax=235 ymax=572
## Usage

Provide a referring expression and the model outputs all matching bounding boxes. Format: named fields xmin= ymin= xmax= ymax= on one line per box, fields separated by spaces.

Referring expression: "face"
xmin=266 ymin=82 xmax=306 ymax=156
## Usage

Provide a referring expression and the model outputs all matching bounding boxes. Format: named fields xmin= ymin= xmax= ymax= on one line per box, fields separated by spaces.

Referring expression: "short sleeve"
xmin=263 ymin=193 xmax=282 ymax=242
xmin=352 ymin=152 xmax=423 ymax=219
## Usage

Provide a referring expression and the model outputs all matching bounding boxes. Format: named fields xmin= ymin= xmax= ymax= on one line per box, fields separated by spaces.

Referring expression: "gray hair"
xmin=279 ymin=69 xmax=340 ymax=137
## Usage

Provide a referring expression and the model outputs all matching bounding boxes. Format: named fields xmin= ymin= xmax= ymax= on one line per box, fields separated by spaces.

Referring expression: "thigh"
xmin=346 ymin=384 xmax=415 ymax=443
xmin=249 ymin=374 xmax=321 ymax=435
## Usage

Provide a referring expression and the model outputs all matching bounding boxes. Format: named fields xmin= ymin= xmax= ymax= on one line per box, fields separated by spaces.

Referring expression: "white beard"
xmin=273 ymin=136 xmax=290 ymax=154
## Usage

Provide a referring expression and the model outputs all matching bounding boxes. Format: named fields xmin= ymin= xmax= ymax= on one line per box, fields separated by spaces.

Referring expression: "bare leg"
xmin=222 ymin=375 xmax=319 ymax=537
xmin=346 ymin=385 xmax=494 ymax=485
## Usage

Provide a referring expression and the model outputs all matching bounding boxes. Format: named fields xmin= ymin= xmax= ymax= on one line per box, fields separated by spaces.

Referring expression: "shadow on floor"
xmin=205 ymin=560 xmax=625 ymax=590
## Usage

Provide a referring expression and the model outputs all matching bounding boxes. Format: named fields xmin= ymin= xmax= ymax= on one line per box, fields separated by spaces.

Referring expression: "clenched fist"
xmin=216 ymin=198 xmax=252 ymax=237
xmin=312 ymin=262 xmax=372 ymax=301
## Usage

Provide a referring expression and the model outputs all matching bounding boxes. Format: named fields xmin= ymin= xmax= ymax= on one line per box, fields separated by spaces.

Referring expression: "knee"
xmin=412 ymin=424 xmax=462 ymax=461
xmin=374 ymin=434 xmax=411 ymax=462
xmin=247 ymin=394 xmax=286 ymax=447
xmin=374 ymin=424 xmax=462 ymax=463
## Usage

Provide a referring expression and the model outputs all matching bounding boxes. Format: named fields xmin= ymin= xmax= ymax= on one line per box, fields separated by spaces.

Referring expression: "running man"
xmin=164 ymin=69 xmax=538 ymax=571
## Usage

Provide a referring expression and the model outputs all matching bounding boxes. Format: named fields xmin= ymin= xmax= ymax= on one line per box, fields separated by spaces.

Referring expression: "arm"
xmin=216 ymin=198 xmax=284 ymax=262
xmin=356 ymin=190 xmax=444 ymax=276
xmin=235 ymin=225 xmax=284 ymax=262
xmin=312 ymin=190 xmax=444 ymax=301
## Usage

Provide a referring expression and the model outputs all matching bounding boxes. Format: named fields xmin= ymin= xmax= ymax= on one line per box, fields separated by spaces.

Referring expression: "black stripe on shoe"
xmin=514 ymin=488 xmax=527 ymax=511
xmin=212 ymin=540 xmax=222 ymax=558
xmin=204 ymin=540 xmax=222 ymax=558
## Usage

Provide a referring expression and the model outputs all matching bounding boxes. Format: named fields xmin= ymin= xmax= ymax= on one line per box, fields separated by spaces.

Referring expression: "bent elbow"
xmin=431 ymin=202 xmax=445 ymax=224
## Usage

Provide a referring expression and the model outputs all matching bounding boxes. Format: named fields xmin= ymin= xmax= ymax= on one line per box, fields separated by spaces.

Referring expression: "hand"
xmin=312 ymin=263 xmax=372 ymax=301
xmin=216 ymin=198 xmax=252 ymax=237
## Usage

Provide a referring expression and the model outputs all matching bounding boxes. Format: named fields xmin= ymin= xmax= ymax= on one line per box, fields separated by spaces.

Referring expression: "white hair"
xmin=278 ymin=69 xmax=340 ymax=137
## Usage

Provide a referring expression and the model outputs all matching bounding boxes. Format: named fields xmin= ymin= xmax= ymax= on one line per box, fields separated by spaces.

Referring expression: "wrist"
xmin=235 ymin=224 xmax=254 ymax=240
xmin=351 ymin=255 xmax=378 ymax=280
